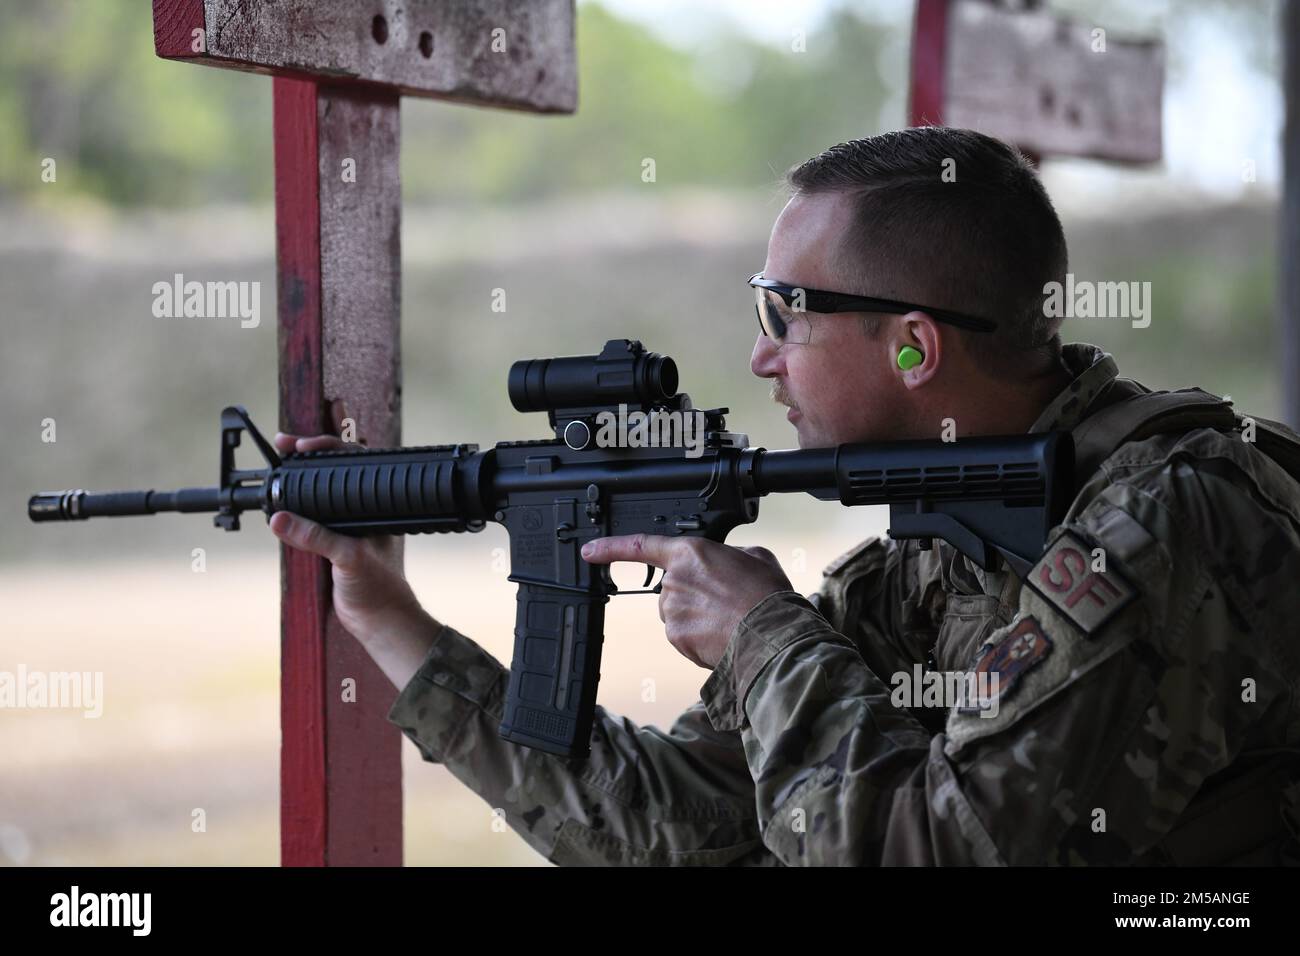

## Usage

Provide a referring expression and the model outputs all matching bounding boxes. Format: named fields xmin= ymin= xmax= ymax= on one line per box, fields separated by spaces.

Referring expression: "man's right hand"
xmin=267 ymin=400 xmax=427 ymax=644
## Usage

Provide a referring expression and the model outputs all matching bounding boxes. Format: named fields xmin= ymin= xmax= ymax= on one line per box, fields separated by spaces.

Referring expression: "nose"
xmin=750 ymin=331 xmax=784 ymax=379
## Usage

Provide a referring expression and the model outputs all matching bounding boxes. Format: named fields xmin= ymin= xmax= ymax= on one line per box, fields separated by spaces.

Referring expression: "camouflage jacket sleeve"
xmin=385 ymin=534 xmax=922 ymax=866
xmin=386 ymin=622 xmax=781 ymax=865
xmin=702 ymin=428 xmax=1299 ymax=865
xmin=811 ymin=534 xmax=946 ymax=684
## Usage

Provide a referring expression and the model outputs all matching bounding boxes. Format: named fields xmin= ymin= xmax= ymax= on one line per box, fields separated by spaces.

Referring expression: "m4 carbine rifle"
xmin=29 ymin=339 xmax=1074 ymax=759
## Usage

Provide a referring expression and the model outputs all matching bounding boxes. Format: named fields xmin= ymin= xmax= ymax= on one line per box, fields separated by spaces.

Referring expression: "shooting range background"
xmin=0 ymin=0 xmax=1284 ymax=864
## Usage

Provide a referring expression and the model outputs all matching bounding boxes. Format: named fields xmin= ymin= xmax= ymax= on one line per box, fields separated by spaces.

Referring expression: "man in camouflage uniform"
xmin=271 ymin=127 xmax=1300 ymax=865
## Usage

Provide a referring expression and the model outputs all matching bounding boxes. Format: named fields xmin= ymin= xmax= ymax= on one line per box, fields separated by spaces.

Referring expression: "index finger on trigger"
xmin=580 ymin=533 xmax=676 ymax=568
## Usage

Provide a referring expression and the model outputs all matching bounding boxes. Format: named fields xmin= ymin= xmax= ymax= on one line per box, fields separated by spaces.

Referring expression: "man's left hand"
xmin=581 ymin=535 xmax=793 ymax=669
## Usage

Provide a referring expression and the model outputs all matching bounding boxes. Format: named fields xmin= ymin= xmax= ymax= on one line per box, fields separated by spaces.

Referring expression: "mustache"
xmin=770 ymin=380 xmax=799 ymax=412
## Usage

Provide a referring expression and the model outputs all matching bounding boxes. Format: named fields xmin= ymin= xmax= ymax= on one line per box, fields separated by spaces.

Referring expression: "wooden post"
xmin=273 ymin=78 xmax=406 ymax=867
xmin=151 ymin=0 xmax=577 ymax=866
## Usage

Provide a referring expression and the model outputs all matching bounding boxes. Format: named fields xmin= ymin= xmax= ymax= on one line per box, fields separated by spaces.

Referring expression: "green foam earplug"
xmin=897 ymin=345 xmax=923 ymax=371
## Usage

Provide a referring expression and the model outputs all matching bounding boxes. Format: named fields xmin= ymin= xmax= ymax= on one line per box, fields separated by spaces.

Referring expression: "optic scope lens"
xmin=508 ymin=346 xmax=678 ymax=412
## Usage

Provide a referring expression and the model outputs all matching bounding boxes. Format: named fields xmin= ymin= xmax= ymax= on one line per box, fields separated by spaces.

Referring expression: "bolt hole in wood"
xmin=372 ymin=14 xmax=388 ymax=45
xmin=419 ymin=30 xmax=434 ymax=58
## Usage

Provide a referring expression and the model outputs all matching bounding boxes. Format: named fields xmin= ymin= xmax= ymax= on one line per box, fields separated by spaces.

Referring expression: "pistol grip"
xmin=499 ymin=582 xmax=608 ymax=759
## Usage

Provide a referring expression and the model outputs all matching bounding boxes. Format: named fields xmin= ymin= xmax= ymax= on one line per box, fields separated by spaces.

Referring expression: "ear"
xmin=894 ymin=311 xmax=941 ymax=390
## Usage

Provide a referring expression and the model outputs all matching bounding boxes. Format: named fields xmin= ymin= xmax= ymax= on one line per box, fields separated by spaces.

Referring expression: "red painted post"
xmin=273 ymin=77 xmax=331 ymax=867
xmin=909 ymin=0 xmax=950 ymax=127
xmin=273 ymin=77 xmax=404 ymax=866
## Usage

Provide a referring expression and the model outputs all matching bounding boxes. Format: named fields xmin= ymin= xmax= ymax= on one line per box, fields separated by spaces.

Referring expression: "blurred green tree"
xmin=0 ymin=1 xmax=897 ymax=206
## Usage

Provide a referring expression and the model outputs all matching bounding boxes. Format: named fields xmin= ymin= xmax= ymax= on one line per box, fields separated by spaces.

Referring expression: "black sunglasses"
xmin=748 ymin=272 xmax=997 ymax=344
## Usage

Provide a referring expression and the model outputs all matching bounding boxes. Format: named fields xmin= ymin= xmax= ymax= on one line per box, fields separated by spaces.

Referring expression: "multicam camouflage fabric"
xmin=388 ymin=343 xmax=1300 ymax=865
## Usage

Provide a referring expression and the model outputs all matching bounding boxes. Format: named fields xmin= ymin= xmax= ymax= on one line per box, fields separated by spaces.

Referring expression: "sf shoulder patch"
xmin=963 ymin=616 xmax=1053 ymax=711
xmin=1027 ymin=530 xmax=1137 ymax=636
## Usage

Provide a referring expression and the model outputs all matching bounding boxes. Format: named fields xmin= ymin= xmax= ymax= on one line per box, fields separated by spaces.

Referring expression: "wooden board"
xmin=153 ymin=0 xmax=577 ymax=113
xmin=912 ymin=0 xmax=1163 ymax=164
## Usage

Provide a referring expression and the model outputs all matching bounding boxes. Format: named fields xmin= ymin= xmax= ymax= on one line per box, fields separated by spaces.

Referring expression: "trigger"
xmin=599 ymin=564 xmax=619 ymax=595
xmin=644 ymin=565 xmax=665 ymax=593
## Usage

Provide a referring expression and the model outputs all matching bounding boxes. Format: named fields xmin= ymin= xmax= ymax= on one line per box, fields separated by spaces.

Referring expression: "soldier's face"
xmin=751 ymin=192 xmax=909 ymax=448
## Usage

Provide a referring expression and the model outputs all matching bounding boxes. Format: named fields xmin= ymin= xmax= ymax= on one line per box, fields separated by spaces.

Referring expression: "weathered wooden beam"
xmin=317 ymin=86 xmax=405 ymax=865
xmin=153 ymin=0 xmax=577 ymax=113
xmin=275 ymin=77 xmax=404 ymax=866
xmin=944 ymin=0 xmax=1162 ymax=162
xmin=916 ymin=0 xmax=1162 ymax=164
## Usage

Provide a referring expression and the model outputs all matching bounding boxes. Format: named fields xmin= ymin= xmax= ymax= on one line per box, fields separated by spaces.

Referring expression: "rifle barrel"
xmin=28 ymin=486 xmax=265 ymax=521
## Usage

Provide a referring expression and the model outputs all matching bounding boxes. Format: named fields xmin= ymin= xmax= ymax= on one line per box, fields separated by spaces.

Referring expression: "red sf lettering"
xmin=1065 ymin=571 xmax=1121 ymax=610
xmin=1039 ymin=545 xmax=1087 ymax=594
xmin=1030 ymin=531 xmax=1137 ymax=635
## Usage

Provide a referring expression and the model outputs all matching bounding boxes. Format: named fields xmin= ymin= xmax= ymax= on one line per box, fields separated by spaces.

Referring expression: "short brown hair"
xmin=786 ymin=127 xmax=1068 ymax=374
